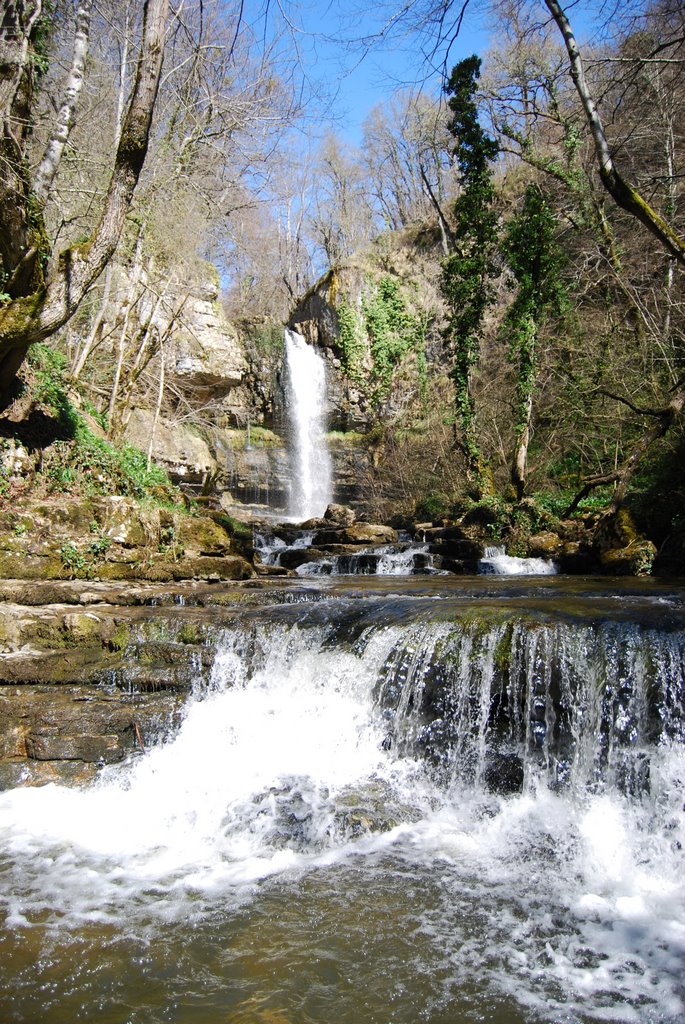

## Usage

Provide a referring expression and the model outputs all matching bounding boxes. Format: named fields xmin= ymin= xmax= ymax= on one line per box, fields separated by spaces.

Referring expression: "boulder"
xmin=323 ymin=503 xmax=356 ymax=526
xmin=98 ymin=496 xmax=149 ymax=548
xmin=178 ymin=516 xmax=232 ymax=557
xmin=594 ymin=509 xmax=657 ymax=576
xmin=278 ymin=548 xmax=327 ymax=570
xmin=599 ymin=541 xmax=657 ymax=576
xmin=527 ymin=531 xmax=563 ymax=559
xmin=328 ymin=524 xmax=398 ymax=545
xmin=557 ymin=541 xmax=596 ymax=574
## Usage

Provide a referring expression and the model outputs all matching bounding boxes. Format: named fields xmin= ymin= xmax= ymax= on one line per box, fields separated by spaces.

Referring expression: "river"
xmin=0 ymin=575 xmax=684 ymax=1023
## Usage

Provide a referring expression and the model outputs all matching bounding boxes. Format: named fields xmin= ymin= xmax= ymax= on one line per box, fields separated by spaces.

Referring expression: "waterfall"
xmin=1 ymin=587 xmax=684 ymax=1023
xmin=284 ymin=328 xmax=332 ymax=520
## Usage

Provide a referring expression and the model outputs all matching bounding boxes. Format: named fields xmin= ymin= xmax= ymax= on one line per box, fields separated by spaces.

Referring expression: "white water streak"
xmin=480 ymin=544 xmax=558 ymax=575
xmin=285 ymin=329 xmax=332 ymax=520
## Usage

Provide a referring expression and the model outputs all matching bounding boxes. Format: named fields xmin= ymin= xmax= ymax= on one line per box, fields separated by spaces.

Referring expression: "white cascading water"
xmin=285 ymin=328 xmax=332 ymax=520
xmin=479 ymin=544 xmax=558 ymax=575
xmin=0 ymin=610 xmax=684 ymax=1023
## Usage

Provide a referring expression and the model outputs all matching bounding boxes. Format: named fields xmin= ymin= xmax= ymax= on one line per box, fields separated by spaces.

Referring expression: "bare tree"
xmin=362 ymin=90 xmax=456 ymax=248
xmin=0 ymin=0 xmax=169 ymax=406
xmin=309 ymin=132 xmax=376 ymax=266
xmin=542 ymin=0 xmax=685 ymax=265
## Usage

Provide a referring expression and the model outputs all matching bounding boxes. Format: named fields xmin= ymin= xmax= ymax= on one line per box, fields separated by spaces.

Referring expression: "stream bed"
xmin=0 ymin=575 xmax=684 ymax=1023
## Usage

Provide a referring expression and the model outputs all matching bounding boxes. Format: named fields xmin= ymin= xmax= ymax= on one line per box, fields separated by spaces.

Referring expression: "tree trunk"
xmin=0 ymin=0 xmax=46 ymax=296
xmin=544 ymin=0 xmax=685 ymax=266
xmin=0 ymin=0 xmax=169 ymax=407
xmin=511 ymin=393 xmax=533 ymax=500
xmin=33 ymin=0 xmax=93 ymax=205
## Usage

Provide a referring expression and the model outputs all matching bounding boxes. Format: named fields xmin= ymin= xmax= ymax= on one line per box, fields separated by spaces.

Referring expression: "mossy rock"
xmin=141 ymin=554 xmax=253 ymax=582
xmin=527 ymin=532 xmax=563 ymax=558
xmin=99 ymin=498 xmax=150 ymax=548
xmin=33 ymin=499 xmax=96 ymax=532
xmin=0 ymin=647 xmax=121 ymax=685
xmin=599 ymin=540 xmax=657 ymax=576
xmin=0 ymin=552 xmax=64 ymax=580
xmin=593 ymin=508 xmax=642 ymax=553
xmin=178 ymin=516 xmax=232 ymax=556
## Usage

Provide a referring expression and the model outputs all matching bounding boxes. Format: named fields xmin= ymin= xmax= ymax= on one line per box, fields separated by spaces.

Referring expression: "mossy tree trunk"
xmin=544 ymin=0 xmax=685 ymax=266
xmin=0 ymin=0 xmax=169 ymax=409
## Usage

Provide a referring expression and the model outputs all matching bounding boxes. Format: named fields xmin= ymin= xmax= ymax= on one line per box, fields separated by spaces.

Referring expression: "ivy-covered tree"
xmin=500 ymin=183 xmax=566 ymax=498
xmin=441 ymin=55 xmax=499 ymax=495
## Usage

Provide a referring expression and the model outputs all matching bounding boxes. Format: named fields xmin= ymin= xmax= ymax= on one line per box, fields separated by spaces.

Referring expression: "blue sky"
xmin=290 ymin=0 xmax=493 ymax=144
xmin=274 ymin=1 xmax=610 ymax=146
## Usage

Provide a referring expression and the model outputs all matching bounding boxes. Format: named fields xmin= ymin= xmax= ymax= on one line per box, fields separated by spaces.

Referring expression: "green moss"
xmin=177 ymin=623 xmax=200 ymax=645
xmin=327 ymin=430 xmax=366 ymax=445
xmin=108 ymin=624 xmax=132 ymax=652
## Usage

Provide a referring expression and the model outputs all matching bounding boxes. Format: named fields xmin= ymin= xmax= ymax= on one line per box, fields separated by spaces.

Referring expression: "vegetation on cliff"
xmin=0 ymin=1 xmax=683 ymax=574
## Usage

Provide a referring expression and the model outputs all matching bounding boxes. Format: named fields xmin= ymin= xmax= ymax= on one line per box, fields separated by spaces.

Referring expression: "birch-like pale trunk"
xmin=147 ymin=340 xmax=166 ymax=470
xmin=107 ymin=232 xmax=146 ymax=433
xmin=33 ymin=0 xmax=94 ymax=205
xmin=511 ymin=392 xmax=533 ymax=501
xmin=0 ymin=0 xmax=170 ymax=406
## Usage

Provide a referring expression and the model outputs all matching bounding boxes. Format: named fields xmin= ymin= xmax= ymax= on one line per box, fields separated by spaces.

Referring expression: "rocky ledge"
xmin=0 ymin=495 xmax=254 ymax=583
xmin=0 ymin=577 xmax=310 ymax=789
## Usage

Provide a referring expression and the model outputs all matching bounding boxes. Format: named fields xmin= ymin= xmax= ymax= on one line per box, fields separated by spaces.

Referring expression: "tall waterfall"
xmin=284 ymin=328 xmax=332 ymax=520
xmin=0 ymin=583 xmax=684 ymax=1023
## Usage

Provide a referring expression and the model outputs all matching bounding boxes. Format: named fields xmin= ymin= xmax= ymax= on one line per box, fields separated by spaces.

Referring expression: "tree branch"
xmin=0 ymin=0 xmax=169 ymax=400
xmin=544 ymin=0 xmax=685 ymax=266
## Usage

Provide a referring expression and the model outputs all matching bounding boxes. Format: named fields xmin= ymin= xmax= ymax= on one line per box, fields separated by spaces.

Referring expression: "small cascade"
xmin=284 ymin=328 xmax=332 ymax=520
xmin=298 ymin=540 xmax=436 ymax=577
xmin=1 ymin=587 xmax=684 ymax=1023
xmin=255 ymin=529 xmax=437 ymax=576
xmin=255 ymin=525 xmax=439 ymax=576
xmin=372 ymin=615 xmax=684 ymax=793
xmin=254 ymin=530 xmax=316 ymax=567
xmin=479 ymin=543 xmax=558 ymax=575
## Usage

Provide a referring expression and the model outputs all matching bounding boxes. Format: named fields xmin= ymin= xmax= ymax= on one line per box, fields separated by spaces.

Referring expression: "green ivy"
xmin=441 ymin=56 xmax=499 ymax=490
xmin=336 ymin=300 xmax=365 ymax=382
xmin=501 ymin=185 xmax=567 ymax=439
xmin=361 ymin=276 xmax=426 ymax=407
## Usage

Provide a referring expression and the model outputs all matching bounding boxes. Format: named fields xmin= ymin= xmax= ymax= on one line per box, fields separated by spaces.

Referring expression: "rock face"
xmin=0 ymin=496 xmax=254 ymax=584
xmin=0 ymin=582 xmax=244 ymax=788
xmin=289 ymin=266 xmax=373 ymax=431
xmin=125 ymin=410 xmax=217 ymax=490
xmin=170 ymin=276 xmax=249 ymax=420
